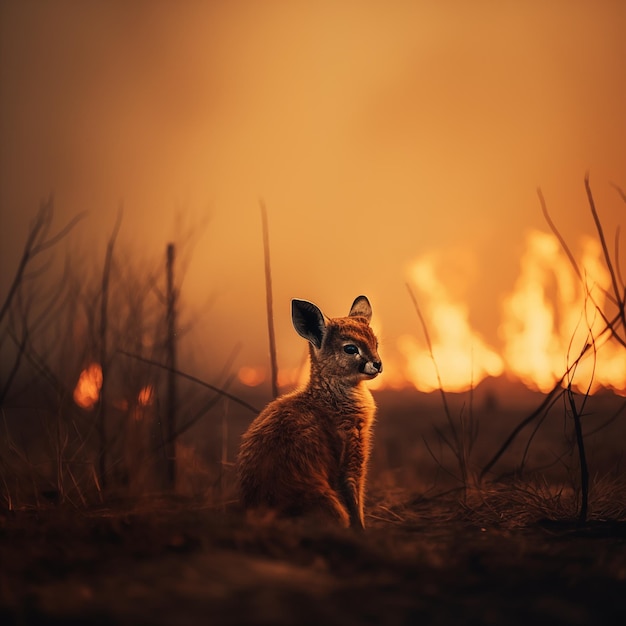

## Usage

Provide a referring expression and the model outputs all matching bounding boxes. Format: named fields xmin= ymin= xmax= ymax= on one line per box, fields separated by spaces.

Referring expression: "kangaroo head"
xmin=292 ymin=296 xmax=383 ymax=383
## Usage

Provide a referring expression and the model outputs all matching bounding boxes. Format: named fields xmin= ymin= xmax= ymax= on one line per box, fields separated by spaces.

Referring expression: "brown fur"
xmin=236 ymin=296 xmax=382 ymax=529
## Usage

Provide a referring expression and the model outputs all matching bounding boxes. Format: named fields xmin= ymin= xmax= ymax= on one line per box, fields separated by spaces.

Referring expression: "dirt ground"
xmin=2 ymin=491 xmax=626 ymax=626
xmin=2 ymin=387 xmax=626 ymax=625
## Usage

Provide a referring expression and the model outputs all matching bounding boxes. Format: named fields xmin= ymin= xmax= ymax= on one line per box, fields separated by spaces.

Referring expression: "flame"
xmin=138 ymin=385 xmax=155 ymax=406
xmin=129 ymin=385 xmax=155 ymax=420
xmin=73 ymin=363 xmax=103 ymax=410
xmin=402 ymin=231 xmax=625 ymax=396
xmin=499 ymin=232 xmax=569 ymax=392
xmin=402 ymin=257 xmax=504 ymax=392
xmin=501 ymin=231 xmax=625 ymax=394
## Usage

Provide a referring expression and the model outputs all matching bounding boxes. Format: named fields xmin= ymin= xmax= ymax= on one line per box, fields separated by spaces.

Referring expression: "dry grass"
xmin=459 ymin=475 xmax=626 ymax=529
xmin=365 ymin=470 xmax=626 ymax=532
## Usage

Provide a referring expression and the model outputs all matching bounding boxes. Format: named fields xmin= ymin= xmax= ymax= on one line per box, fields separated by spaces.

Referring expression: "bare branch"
xmin=537 ymin=187 xmax=583 ymax=283
xmin=539 ymin=182 xmax=626 ymax=349
xmin=614 ymin=227 xmax=625 ymax=294
xmin=405 ymin=282 xmax=453 ymax=424
xmin=610 ymin=182 xmax=626 ymax=205
xmin=117 ymin=349 xmax=260 ymax=414
xmin=96 ymin=206 xmax=123 ymax=490
xmin=260 ymin=199 xmax=279 ymax=399
xmin=32 ymin=211 xmax=88 ymax=256
xmin=0 ymin=323 xmax=28 ymax=405
xmin=482 ymin=298 xmax=624 ymax=480
xmin=585 ymin=174 xmax=622 ymax=311
xmin=0 ymin=200 xmax=86 ymax=325
xmin=480 ymin=380 xmax=566 ymax=480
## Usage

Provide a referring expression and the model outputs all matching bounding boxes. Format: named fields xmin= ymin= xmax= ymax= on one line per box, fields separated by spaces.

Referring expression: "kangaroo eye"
xmin=343 ymin=344 xmax=359 ymax=355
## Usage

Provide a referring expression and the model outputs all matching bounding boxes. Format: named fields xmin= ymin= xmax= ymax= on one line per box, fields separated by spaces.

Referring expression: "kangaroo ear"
xmin=292 ymin=299 xmax=326 ymax=349
xmin=348 ymin=295 xmax=372 ymax=323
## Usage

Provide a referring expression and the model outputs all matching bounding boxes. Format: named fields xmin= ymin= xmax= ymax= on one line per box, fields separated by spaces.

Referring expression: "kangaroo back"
xmin=236 ymin=295 xmax=382 ymax=529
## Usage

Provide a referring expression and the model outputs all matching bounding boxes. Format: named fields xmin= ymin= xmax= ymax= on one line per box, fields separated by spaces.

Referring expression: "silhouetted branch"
xmin=165 ymin=243 xmax=177 ymax=486
xmin=8 ymin=329 xmax=68 ymax=397
xmin=584 ymin=398 xmax=626 ymax=437
xmin=569 ymin=384 xmax=589 ymax=523
xmin=611 ymin=182 xmax=626 ymax=204
xmin=0 ymin=323 xmax=28 ymax=405
xmin=166 ymin=371 xmax=238 ymax=445
xmin=407 ymin=282 xmax=477 ymax=491
xmin=180 ymin=343 xmax=242 ymax=430
xmin=117 ymin=349 xmax=260 ymax=414
xmin=480 ymin=378 xmax=566 ymax=481
xmin=481 ymin=303 xmax=626 ymax=481
xmin=537 ymin=187 xmax=583 ymax=283
xmin=614 ymin=227 xmax=625 ymax=294
xmin=517 ymin=390 xmax=564 ymax=475
xmin=483 ymin=177 xmax=626 ymax=480
xmin=540 ymin=180 xmax=625 ymax=350
xmin=585 ymin=174 xmax=622 ymax=312
xmin=260 ymin=199 xmax=279 ymax=399
xmin=0 ymin=199 xmax=86 ymax=325
xmin=406 ymin=282 xmax=453 ymax=422
xmin=97 ymin=207 xmax=123 ymax=490
xmin=566 ymin=304 xmax=596 ymax=524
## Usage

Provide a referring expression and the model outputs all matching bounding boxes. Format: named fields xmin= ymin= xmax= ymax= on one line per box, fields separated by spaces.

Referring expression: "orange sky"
xmin=1 ymin=1 xmax=625 ymax=390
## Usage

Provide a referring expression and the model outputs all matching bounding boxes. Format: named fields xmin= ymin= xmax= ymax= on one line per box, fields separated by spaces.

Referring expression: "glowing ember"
xmin=138 ymin=385 xmax=155 ymax=406
xmin=73 ymin=363 xmax=103 ymax=410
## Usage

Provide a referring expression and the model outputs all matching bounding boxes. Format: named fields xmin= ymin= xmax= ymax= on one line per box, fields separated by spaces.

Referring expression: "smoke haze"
xmin=1 ymin=1 xmax=625 ymax=386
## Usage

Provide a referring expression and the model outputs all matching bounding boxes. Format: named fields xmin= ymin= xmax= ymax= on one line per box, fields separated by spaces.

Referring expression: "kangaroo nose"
xmin=373 ymin=361 xmax=383 ymax=373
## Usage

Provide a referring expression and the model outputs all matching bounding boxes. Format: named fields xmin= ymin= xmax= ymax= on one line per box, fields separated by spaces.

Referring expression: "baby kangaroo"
xmin=237 ymin=296 xmax=382 ymax=529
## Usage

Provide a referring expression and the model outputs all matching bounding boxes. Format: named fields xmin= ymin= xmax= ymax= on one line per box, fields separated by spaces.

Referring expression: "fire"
xmin=138 ymin=385 xmax=155 ymax=406
xmin=402 ymin=256 xmax=504 ymax=392
xmin=73 ymin=363 xmax=103 ymax=410
xmin=402 ymin=231 xmax=626 ymax=395
xmin=499 ymin=232 xmax=570 ymax=392
xmin=130 ymin=385 xmax=156 ymax=421
xmin=501 ymin=231 xmax=625 ymax=394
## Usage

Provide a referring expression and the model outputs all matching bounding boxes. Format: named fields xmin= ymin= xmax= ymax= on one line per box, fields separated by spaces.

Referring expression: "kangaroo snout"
xmin=362 ymin=360 xmax=383 ymax=376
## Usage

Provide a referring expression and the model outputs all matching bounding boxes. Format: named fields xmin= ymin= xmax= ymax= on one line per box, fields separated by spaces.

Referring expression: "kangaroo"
xmin=236 ymin=295 xmax=382 ymax=529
